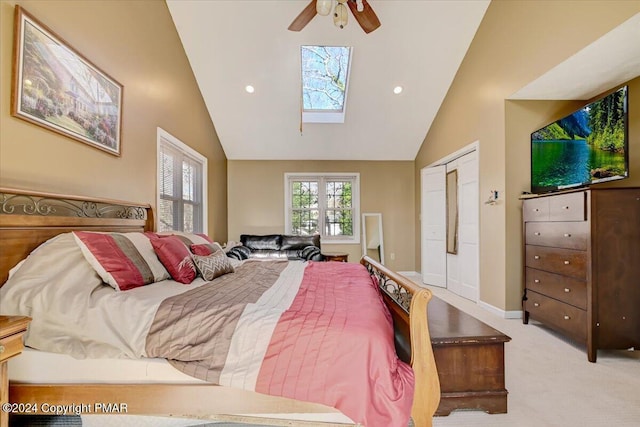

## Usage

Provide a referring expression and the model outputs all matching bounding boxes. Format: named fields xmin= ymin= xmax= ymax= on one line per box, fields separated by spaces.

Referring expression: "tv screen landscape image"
xmin=531 ymin=86 xmax=629 ymax=194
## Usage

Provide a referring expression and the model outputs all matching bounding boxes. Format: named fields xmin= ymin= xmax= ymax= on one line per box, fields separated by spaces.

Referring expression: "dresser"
xmin=0 ymin=316 xmax=31 ymax=427
xmin=522 ymin=187 xmax=640 ymax=362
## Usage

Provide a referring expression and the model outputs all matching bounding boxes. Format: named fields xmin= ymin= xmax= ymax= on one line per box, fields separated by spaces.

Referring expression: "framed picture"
xmin=11 ymin=6 xmax=123 ymax=156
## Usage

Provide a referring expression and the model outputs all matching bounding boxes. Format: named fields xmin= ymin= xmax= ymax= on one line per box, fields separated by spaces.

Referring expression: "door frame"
xmin=420 ymin=141 xmax=479 ymax=299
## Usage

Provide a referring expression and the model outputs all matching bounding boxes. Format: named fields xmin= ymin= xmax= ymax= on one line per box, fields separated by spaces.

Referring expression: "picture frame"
xmin=11 ymin=6 xmax=123 ymax=156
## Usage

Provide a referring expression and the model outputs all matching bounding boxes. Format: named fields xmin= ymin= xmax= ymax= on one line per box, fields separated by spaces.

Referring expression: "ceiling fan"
xmin=288 ymin=0 xmax=381 ymax=34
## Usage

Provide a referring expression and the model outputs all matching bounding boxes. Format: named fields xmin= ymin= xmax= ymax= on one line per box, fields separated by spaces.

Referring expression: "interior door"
xmin=421 ymin=165 xmax=446 ymax=287
xmin=449 ymin=151 xmax=479 ymax=301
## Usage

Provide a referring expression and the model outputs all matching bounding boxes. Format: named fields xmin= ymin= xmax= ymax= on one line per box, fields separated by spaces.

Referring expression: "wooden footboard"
xmin=361 ymin=256 xmax=440 ymax=427
xmin=8 ymin=383 xmax=350 ymax=425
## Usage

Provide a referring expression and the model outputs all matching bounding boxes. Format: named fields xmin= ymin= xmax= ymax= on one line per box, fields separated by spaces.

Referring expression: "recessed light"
xmin=245 ymin=85 xmax=255 ymax=94
xmin=393 ymin=86 xmax=403 ymax=95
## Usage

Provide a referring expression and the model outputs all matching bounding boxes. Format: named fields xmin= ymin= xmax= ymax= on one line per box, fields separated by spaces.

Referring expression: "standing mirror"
xmin=446 ymin=170 xmax=458 ymax=254
xmin=362 ymin=213 xmax=384 ymax=264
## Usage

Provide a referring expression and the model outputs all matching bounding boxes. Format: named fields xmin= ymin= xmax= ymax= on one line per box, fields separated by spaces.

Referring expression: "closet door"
xmin=448 ymin=151 xmax=479 ymax=301
xmin=421 ymin=165 xmax=447 ymax=287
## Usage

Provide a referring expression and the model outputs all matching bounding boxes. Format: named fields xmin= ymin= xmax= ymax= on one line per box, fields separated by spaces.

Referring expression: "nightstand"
xmin=0 ymin=316 xmax=31 ymax=427
xmin=322 ymin=252 xmax=349 ymax=262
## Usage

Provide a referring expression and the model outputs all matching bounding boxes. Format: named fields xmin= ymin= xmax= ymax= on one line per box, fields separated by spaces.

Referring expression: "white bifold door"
xmin=421 ymin=150 xmax=479 ymax=302
xmin=420 ymin=165 xmax=447 ymax=287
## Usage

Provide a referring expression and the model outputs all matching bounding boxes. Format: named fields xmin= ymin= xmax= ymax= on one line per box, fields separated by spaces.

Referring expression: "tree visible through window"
xmin=325 ymin=180 xmax=353 ymax=237
xmin=301 ymin=45 xmax=352 ymax=123
xmin=286 ymin=174 xmax=359 ymax=243
xmin=291 ymin=180 xmax=319 ymax=235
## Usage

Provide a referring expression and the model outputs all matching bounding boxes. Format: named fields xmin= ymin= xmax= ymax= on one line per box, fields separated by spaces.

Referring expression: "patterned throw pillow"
xmin=73 ymin=231 xmax=170 ymax=291
xmin=150 ymin=236 xmax=197 ymax=284
xmin=192 ymin=251 xmax=234 ymax=281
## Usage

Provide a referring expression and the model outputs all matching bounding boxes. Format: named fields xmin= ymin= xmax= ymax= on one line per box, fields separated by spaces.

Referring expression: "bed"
xmin=0 ymin=187 xmax=440 ymax=427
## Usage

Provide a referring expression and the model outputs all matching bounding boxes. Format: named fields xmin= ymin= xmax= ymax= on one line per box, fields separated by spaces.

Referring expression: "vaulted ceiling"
xmin=167 ymin=0 xmax=490 ymax=160
xmin=167 ymin=2 xmax=640 ymax=161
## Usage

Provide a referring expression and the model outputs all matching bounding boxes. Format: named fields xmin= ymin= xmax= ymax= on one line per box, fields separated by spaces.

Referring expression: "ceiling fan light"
xmin=333 ymin=3 xmax=348 ymax=29
xmin=316 ymin=0 xmax=333 ymax=16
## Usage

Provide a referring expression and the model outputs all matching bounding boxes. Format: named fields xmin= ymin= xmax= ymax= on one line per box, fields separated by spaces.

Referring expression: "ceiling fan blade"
xmin=288 ymin=0 xmax=318 ymax=31
xmin=347 ymin=0 xmax=381 ymax=33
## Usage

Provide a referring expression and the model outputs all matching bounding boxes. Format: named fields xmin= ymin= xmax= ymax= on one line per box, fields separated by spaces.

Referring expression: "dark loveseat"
xmin=226 ymin=234 xmax=323 ymax=261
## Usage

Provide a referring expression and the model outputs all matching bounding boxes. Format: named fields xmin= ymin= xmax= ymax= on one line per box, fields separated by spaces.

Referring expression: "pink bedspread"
xmin=257 ymin=262 xmax=414 ymax=426
xmin=147 ymin=260 xmax=414 ymax=426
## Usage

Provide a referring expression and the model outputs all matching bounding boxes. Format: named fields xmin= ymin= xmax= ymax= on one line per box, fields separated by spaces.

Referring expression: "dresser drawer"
xmin=525 ymin=245 xmax=587 ymax=279
xmin=525 ymin=267 xmax=587 ymax=310
xmin=525 ymin=290 xmax=587 ymax=343
xmin=549 ymin=192 xmax=586 ymax=221
xmin=522 ymin=197 xmax=549 ymax=222
xmin=525 ymin=221 xmax=588 ymax=250
xmin=0 ymin=332 xmax=25 ymax=362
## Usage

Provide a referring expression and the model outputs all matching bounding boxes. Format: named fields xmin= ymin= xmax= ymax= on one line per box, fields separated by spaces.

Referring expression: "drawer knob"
xmin=563 ymin=206 xmax=569 ymax=210
xmin=534 ymin=302 xmax=540 ymax=307
xmin=534 ymin=232 xmax=541 ymax=236
xmin=564 ymin=288 xmax=570 ymax=293
xmin=0 ymin=344 xmax=4 ymax=354
xmin=534 ymin=279 xmax=540 ymax=284
xmin=564 ymin=233 xmax=571 ymax=237
xmin=534 ymin=255 xmax=540 ymax=260
xmin=564 ymin=260 xmax=570 ymax=265
xmin=563 ymin=315 xmax=571 ymax=320
xmin=534 ymin=208 xmax=540 ymax=212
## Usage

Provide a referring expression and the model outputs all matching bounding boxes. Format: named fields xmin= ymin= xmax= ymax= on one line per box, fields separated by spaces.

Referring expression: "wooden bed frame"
xmin=0 ymin=187 xmax=440 ymax=426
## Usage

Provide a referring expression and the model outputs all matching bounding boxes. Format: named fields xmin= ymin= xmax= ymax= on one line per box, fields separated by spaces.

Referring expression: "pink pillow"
xmin=151 ymin=236 xmax=197 ymax=284
xmin=156 ymin=231 xmax=213 ymax=245
xmin=73 ymin=231 xmax=170 ymax=291
xmin=190 ymin=243 xmax=222 ymax=256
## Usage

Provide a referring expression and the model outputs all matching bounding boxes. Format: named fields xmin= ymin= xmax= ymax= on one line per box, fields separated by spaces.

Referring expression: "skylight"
xmin=301 ymin=45 xmax=353 ymax=123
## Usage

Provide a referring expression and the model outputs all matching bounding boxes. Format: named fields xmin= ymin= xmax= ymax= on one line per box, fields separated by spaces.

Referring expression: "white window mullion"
xmin=318 ymin=178 xmax=327 ymax=237
xmin=285 ymin=173 xmax=359 ymax=244
xmin=173 ymin=153 xmax=183 ymax=231
xmin=157 ymin=128 xmax=207 ymax=234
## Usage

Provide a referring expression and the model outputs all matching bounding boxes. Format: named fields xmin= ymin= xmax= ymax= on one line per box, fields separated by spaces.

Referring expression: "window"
xmin=301 ymin=45 xmax=353 ymax=123
xmin=157 ymin=128 xmax=207 ymax=233
xmin=285 ymin=173 xmax=360 ymax=244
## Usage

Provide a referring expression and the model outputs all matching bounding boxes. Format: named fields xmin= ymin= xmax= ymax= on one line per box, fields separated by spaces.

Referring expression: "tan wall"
xmin=228 ymin=161 xmax=414 ymax=271
xmin=414 ymin=1 xmax=640 ymax=311
xmin=505 ymin=77 xmax=640 ymax=311
xmin=0 ymin=0 xmax=227 ymax=241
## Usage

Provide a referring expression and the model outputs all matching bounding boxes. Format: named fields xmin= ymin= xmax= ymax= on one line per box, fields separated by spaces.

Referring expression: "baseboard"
xmin=478 ymin=300 xmax=522 ymax=319
xmin=398 ymin=271 xmax=421 ymax=279
xmin=397 ymin=271 xmax=523 ymax=319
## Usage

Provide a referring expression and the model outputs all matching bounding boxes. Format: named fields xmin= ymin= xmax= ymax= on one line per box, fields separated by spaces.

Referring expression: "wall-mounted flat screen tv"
xmin=530 ymin=85 xmax=629 ymax=194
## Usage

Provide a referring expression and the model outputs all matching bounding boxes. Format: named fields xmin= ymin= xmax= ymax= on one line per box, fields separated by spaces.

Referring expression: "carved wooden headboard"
xmin=0 ymin=188 xmax=153 ymax=285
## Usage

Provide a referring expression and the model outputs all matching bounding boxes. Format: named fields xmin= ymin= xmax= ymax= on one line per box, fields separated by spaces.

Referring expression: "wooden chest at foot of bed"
xmin=427 ymin=297 xmax=511 ymax=416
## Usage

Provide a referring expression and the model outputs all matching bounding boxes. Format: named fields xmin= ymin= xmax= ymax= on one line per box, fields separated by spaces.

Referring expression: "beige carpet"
xmin=403 ymin=275 xmax=640 ymax=427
